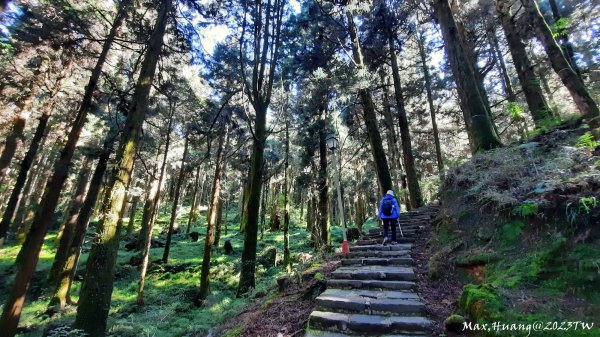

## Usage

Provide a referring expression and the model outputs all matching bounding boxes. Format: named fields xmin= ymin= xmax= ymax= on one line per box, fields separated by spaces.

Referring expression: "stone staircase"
xmin=306 ymin=205 xmax=439 ymax=337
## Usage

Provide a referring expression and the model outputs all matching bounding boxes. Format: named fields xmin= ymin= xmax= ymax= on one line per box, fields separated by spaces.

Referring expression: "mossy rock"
xmin=443 ymin=314 xmax=465 ymax=333
xmin=459 ymin=283 xmax=503 ymax=322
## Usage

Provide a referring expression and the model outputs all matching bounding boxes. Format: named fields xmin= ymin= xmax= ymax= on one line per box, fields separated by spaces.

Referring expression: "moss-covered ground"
xmin=0 ymin=202 xmax=355 ymax=337
xmin=431 ymin=121 xmax=600 ymax=336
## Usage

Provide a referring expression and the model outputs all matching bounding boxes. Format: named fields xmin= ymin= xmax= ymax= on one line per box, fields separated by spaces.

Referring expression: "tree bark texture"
xmin=49 ymin=134 xmax=115 ymax=308
xmin=433 ymin=0 xmax=502 ymax=152
xmin=162 ymin=135 xmax=189 ymax=263
xmin=346 ymin=12 xmax=394 ymax=194
xmin=199 ymin=124 xmax=228 ymax=300
xmin=47 ymin=158 xmax=93 ymax=287
xmin=522 ymin=0 xmax=599 ymax=119
xmin=0 ymin=64 xmax=70 ymax=244
xmin=496 ymin=0 xmax=552 ymax=123
xmin=0 ymin=2 xmax=130 ymax=334
xmin=74 ymin=1 xmax=169 ymax=334
xmin=388 ymin=36 xmax=424 ymax=208
xmin=417 ymin=31 xmax=444 ymax=172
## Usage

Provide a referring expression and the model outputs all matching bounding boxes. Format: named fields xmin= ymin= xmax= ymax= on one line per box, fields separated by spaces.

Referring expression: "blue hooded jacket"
xmin=378 ymin=194 xmax=400 ymax=219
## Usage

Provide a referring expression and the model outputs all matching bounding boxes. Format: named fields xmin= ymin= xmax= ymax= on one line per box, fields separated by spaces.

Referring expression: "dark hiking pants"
xmin=382 ymin=218 xmax=398 ymax=242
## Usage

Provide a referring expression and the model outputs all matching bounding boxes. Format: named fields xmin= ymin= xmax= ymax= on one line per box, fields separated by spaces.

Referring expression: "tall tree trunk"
xmin=417 ymin=31 xmax=444 ymax=172
xmin=496 ymin=0 xmax=552 ymax=123
xmin=380 ymin=73 xmax=403 ymax=194
xmin=126 ymin=196 xmax=139 ymax=235
xmin=137 ymin=111 xmax=173 ymax=250
xmin=186 ymin=166 xmax=202 ymax=233
xmin=346 ymin=12 xmax=394 ymax=194
xmin=137 ymin=115 xmax=173 ymax=305
xmin=48 ymin=132 xmax=116 ymax=308
xmin=199 ymin=124 xmax=228 ymax=300
xmin=547 ymin=0 xmax=581 ymax=79
xmin=388 ymin=35 xmax=424 ymax=207
xmin=283 ymin=118 xmax=291 ymax=271
xmin=162 ymin=135 xmax=189 ymax=263
xmin=0 ymin=2 xmax=130 ymax=334
xmin=433 ymin=0 xmax=502 ymax=152
xmin=259 ymin=179 xmax=268 ymax=240
xmin=238 ymin=0 xmax=285 ymax=295
xmin=74 ymin=1 xmax=170 ymax=334
xmin=522 ymin=0 xmax=599 ymax=119
xmin=47 ymin=158 xmax=93 ymax=286
xmin=9 ymin=143 xmax=48 ymax=239
xmin=0 ymin=64 xmax=70 ymax=245
xmin=238 ymin=102 xmax=267 ymax=295
xmin=214 ymin=198 xmax=223 ymax=247
xmin=0 ymin=82 xmax=37 ymax=187
xmin=15 ymin=147 xmax=58 ymax=245
xmin=489 ymin=29 xmax=515 ymax=99
xmin=317 ymin=104 xmax=329 ymax=248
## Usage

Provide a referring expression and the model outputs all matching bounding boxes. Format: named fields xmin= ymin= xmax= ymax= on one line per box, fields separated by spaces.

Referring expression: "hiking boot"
xmin=381 ymin=237 xmax=388 ymax=246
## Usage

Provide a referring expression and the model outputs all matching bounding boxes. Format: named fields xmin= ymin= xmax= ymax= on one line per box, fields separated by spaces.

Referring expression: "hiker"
xmin=378 ymin=190 xmax=400 ymax=245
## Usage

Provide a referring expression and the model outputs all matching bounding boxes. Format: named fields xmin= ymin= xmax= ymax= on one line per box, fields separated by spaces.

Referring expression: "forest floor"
xmin=0 ymin=206 xmax=353 ymax=337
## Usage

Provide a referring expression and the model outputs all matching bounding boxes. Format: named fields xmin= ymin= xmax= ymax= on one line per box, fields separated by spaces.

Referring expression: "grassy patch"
xmin=0 ymin=203 xmax=327 ymax=336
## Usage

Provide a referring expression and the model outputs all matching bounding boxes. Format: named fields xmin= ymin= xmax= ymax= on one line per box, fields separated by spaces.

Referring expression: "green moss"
xmin=459 ymin=283 xmax=503 ymax=322
xmin=498 ymin=221 xmax=524 ymax=246
xmin=223 ymin=325 xmax=244 ymax=337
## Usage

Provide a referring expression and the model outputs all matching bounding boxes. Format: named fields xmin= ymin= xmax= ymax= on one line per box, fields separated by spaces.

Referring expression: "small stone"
xmin=444 ymin=314 xmax=466 ymax=333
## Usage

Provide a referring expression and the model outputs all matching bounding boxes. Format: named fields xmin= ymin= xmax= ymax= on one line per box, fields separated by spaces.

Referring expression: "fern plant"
xmin=575 ymin=133 xmax=598 ymax=149
xmin=579 ymin=197 xmax=598 ymax=214
xmin=512 ymin=202 xmax=538 ymax=217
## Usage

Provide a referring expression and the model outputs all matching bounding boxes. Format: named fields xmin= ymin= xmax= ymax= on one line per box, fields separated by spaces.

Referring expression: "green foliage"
xmin=566 ymin=197 xmax=598 ymax=224
xmin=550 ymin=18 xmax=571 ymax=38
xmin=512 ymin=202 xmax=538 ymax=217
xmin=528 ymin=116 xmax=563 ymax=137
xmin=507 ymin=102 xmax=524 ymax=120
xmin=46 ymin=327 xmax=89 ymax=337
xmin=579 ymin=197 xmax=598 ymax=213
xmin=0 ymin=41 xmax=14 ymax=54
xmin=459 ymin=283 xmax=503 ymax=321
xmin=223 ymin=325 xmax=244 ymax=337
xmin=314 ymin=272 xmax=324 ymax=280
xmin=499 ymin=220 xmax=524 ymax=245
xmin=575 ymin=133 xmax=598 ymax=149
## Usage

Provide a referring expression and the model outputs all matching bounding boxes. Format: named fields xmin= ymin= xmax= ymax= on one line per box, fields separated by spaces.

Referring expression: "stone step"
xmin=305 ymin=329 xmax=431 ymax=337
xmin=309 ymin=311 xmax=432 ymax=335
xmin=352 ymin=244 xmax=412 ymax=252
xmin=316 ymin=289 xmax=425 ymax=315
xmin=344 ymin=250 xmax=411 ymax=259
xmin=331 ymin=266 xmax=416 ymax=281
xmin=363 ymin=236 xmax=416 ymax=242
xmin=327 ymin=279 xmax=416 ymax=291
xmin=357 ymin=238 xmax=416 ymax=246
xmin=368 ymin=227 xmax=420 ymax=235
xmin=362 ymin=235 xmax=416 ymax=242
xmin=341 ymin=257 xmax=413 ymax=266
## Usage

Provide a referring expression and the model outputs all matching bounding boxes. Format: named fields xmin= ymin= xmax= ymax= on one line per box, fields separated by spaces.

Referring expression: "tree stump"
xmin=188 ymin=231 xmax=200 ymax=242
xmin=223 ymin=240 xmax=234 ymax=254
xmin=260 ymin=247 xmax=277 ymax=268
xmin=277 ymin=276 xmax=290 ymax=293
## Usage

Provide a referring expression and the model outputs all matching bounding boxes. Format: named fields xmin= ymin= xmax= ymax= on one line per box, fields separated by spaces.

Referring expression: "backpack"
xmin=381 ymin=198 xmax=394 ymax=216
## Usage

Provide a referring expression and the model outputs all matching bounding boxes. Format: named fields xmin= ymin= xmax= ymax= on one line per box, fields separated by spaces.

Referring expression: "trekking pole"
xmin=397 ymin=218 xmax=404 ymax=237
